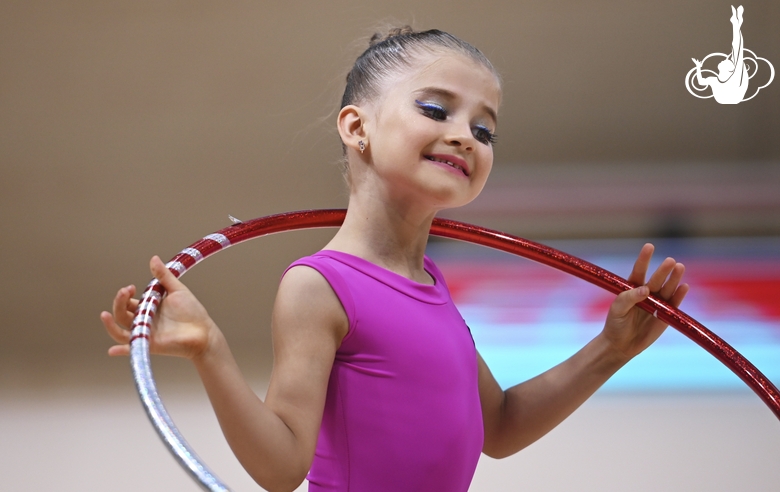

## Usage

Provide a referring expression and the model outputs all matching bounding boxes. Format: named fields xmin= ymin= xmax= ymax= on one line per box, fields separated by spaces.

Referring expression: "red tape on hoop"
xmin=156 ymin=209 xmax=780 ymax=419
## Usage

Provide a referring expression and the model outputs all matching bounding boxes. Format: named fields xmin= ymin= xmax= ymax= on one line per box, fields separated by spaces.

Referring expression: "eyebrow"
xmin=414 ymin=86 xmax=498 ymax=126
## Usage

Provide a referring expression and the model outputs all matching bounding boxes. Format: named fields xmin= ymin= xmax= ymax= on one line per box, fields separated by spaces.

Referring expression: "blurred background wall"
xmin=1 ymin=1 xmax=779 ymax=490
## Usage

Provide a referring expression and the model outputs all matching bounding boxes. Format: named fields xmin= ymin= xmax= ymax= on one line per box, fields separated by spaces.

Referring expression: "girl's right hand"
xmin=101 ymin=255 xmax=217 ymax=360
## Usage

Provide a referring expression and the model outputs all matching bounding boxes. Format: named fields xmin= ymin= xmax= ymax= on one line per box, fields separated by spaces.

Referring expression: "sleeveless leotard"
xmin=283 ymin=250 xmax=483 ymax=491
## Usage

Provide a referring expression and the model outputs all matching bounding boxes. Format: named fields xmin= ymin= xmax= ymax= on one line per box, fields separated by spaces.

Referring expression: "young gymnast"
xmin=102 ymin=27 xmax=689 ymax=491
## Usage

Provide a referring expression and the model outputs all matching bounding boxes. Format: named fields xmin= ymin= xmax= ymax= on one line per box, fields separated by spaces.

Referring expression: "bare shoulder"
xmin=273 ymin=264 xmax=349 ymax=344
xmin=270 ymin=264 xmax=349 ymax=384
xmin=269 ymin=265 xmax=347 ymax=403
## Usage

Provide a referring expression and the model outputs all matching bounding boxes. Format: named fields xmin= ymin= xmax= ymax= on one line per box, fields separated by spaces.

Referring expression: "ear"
xmin=337 ymin=105 xmax=367 ymax=155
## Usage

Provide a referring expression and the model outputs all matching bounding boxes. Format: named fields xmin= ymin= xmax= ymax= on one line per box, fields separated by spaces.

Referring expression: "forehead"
xmin=383 ymin=52 xmax=501 ymax=117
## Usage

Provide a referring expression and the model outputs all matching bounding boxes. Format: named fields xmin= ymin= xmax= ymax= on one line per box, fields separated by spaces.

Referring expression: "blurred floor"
xmin=2 ymin=382 xmax=779 ymax=491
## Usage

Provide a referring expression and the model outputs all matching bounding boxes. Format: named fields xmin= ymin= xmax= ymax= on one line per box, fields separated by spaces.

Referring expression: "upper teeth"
xmin=429 ymin=156 xmax=464 ymax=173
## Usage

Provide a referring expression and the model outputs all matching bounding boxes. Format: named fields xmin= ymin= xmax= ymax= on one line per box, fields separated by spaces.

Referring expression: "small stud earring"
xmin=358 ymin=140 xmax=366 ymax=154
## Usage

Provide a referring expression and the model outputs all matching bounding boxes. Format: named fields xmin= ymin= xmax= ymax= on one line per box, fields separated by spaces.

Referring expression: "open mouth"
xmin=425 ymin=155 xmax=469 ymax=176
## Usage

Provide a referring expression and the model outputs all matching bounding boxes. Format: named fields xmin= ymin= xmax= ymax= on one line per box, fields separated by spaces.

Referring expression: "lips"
xmin=424 ymin=154 xmax=470 ymax=176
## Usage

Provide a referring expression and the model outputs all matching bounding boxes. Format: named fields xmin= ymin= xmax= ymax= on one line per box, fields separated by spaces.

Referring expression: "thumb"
xmin=150 ymin=255 xmax=188 ymax=293
xmin=610 ymin=285 xmax=649 ymax=318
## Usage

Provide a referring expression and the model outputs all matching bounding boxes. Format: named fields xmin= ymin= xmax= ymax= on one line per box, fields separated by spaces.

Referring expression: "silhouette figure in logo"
xmin=692 ymin=6 xmax=747 ymax=104
xmin=686 ymin=5 xmax=775 ymax=104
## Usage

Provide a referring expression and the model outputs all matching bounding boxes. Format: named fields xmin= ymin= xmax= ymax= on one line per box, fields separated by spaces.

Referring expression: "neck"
xmin=323 ymin=187 xmax=437 ymax=284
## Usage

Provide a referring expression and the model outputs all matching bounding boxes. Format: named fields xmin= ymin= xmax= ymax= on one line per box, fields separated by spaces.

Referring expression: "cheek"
xmin=478 ymin=148 xmax=494 ymax=176
xmin=389 ymin=122 xmax=439 ymax=162
xmin=381 ymin=112 xmax=428 ymax=147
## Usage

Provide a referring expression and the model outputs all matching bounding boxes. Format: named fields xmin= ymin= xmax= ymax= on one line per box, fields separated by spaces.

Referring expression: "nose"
xmin=444 ymin=122 xmax=475 ymax=152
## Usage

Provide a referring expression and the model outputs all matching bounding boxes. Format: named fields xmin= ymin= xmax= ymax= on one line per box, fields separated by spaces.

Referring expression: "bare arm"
xmin=479 ymin=334 xmax=627 ymax=457
xmin=194 ymin=265 xmax=347 ymax=490
xmin=102 ymin=259 xmax=347 ymax=491
xmin=479 ymin=244 xmax=688 ymax=458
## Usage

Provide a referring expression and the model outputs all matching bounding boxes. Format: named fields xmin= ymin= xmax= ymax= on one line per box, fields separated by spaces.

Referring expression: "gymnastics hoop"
xmin=128 ymin=208 xmax=780 ymax=492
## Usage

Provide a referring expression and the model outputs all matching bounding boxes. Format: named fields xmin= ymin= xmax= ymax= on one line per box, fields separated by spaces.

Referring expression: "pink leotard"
xmin=284 ymin=250 xmax=483 ymax=491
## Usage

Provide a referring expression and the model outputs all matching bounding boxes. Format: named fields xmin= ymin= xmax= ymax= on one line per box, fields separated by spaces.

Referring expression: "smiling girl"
xmin=102 ymin=27 xmax=688 ymax=491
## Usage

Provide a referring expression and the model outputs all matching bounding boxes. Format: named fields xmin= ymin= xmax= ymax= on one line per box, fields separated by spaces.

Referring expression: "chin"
xmin=431 ymin=194 xmax=478 ymax=212
xmin=416 ymin=181 xmax=483 ymax=211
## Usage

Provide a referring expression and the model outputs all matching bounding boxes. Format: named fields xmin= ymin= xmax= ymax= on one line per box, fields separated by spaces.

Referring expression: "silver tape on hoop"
xmin=130 ymin=268 xmax=231 ymax=490
xmin=130 ymin=337 xmax=230 ymax=491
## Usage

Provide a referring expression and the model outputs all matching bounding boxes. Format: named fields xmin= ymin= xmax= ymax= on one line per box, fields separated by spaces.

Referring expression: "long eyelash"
xmin=416 ymin=100 xmax=496 ymax=145
xmin=415 ymin=100 xmax=447 ymax=119
xmin=476 ymin=125 xmax=498 ymax=145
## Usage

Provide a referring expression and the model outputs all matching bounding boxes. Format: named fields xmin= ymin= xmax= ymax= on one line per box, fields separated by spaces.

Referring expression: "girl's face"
xmin=361 ymin=52 xmax=501 ymax=212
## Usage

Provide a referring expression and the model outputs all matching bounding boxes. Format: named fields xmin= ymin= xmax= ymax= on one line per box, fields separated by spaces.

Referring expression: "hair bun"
xmin=369 ymin=26 xmax=415 ymax=47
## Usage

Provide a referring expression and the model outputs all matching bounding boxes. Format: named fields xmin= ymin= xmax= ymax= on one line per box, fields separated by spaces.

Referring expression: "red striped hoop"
xmin=129 ymin=209 xmax=780 ymax=491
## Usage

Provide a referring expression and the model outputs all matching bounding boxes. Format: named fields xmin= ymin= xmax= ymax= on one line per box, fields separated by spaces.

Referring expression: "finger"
xmin=627 ymin=243 xmax=654 ymax=285
xmin=150 ymin=256 xmax=188 ymax=294
xmin=101 ymin=311 xmax=130 ymax=344
xmin=646 ymin=257 xmax=677 ymax=293
xmin=112 ymin=285 xmax=136 ymax=328
xmin=610 ymin=285 xmax=650 ymax=319
xmin=658 ymin=263 xmax=685 ymax=300
xmin=668 ymin=283 xmax=690 ymax=308
xmin=108 ymin=344 xmax=130 ymax=357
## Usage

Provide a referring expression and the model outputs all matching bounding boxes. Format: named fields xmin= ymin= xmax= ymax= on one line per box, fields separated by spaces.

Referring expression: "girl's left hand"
xmin=601 ymin=243 xmax=689 ymax=361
